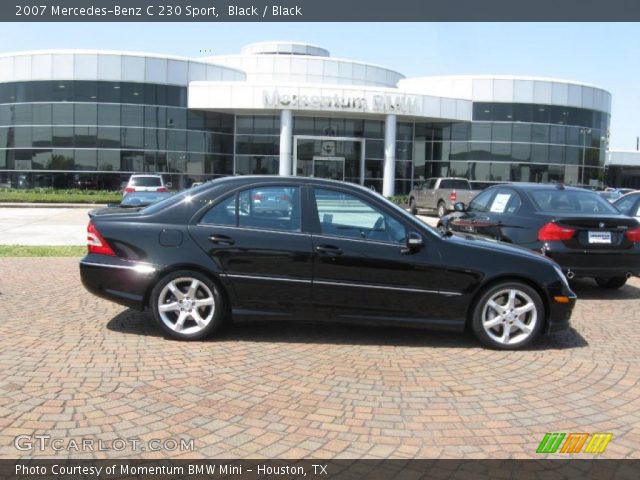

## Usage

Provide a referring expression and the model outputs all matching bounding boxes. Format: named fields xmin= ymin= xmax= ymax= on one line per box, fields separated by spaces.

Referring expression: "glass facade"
xmin=414 ymin=102 xmax=610 ymax=189
xmin=0 ymin=80 xmax=234 ymax=189
xmin=0 ymin=81 xmax=609 ymax=194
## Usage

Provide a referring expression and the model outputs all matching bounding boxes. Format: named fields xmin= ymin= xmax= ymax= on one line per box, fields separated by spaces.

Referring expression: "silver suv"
xmin=123 ymin=174 xmax=168 ymax=196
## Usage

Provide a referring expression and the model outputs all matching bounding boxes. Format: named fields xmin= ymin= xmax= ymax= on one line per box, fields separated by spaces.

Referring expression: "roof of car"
xmin=205 ymin=175 xmax=377 ymax=192
xmin=491 ymin=183 xmax=589 ymax=192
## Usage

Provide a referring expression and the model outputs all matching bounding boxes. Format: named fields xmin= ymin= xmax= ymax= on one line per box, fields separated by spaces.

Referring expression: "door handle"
xmin=208 ymin=234 xmax=235 ymax=246
xmin=315 ymin=244 xmax=343 ymax=255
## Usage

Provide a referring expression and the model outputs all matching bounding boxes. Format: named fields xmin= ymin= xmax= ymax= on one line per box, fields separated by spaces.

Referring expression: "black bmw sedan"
xmin=80 ymin=176 xmax=575 ymax=350
xmin=438 ymin=183 xmax=640 ymax=289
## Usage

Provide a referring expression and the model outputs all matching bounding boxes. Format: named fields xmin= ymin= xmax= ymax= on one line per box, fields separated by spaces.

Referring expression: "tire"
xmin=437 ymin=201 xmax=446 ymax=218
xmin=471 ymin=281 xmax=544 ymax=350
xmin=150 ymin=270 xmax=226 ymax=341
xmin=409 ymin=198 xmax=417 ymax=215
xmin=595 ymin=276 xmax=627 ymax=289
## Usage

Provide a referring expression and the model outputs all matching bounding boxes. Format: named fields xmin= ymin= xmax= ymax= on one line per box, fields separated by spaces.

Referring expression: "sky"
xmin=0 ymin=22 xmax=638 ymax=149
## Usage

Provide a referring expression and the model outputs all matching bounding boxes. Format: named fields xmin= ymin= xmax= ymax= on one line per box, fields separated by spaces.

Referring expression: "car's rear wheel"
xmin=595 ymin=276 xmax=627 ymax=289
xmin=471 ymin=282 xmax=544 ymax=350
xmin=409 ymin=198 xmax=417 ymax=215
xmin=151 ymin=270 xmax=225 ymax=340
xmin=437 ymin=201 xmax=446 ymax=218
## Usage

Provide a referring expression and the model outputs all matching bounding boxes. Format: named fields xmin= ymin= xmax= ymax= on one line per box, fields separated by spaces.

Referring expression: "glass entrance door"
xmin=294 ymin=136 xmax=364 ymax=184
xmin=312 ymin=157 xmax=345 ymax=180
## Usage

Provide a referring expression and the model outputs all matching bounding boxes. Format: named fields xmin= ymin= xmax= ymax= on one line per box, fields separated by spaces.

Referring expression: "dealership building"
xmin=0 ymin=41 xmax=612 ymax=195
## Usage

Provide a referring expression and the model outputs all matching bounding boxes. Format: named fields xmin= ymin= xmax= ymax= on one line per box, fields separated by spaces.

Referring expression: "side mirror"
xmin=401 ymin=232 xmax=424 ymax=254
xmin=166 ymin=182 xmax=172 ymax=189
xmin=454 ymin=202 xmax=466 ymax=212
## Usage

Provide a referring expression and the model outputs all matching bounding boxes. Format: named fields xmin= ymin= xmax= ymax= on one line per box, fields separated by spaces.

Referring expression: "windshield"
xmin=129 ymin=176 xmax=162 ymax=187
xmin=528 ymin=189 xmax=620 ymax=214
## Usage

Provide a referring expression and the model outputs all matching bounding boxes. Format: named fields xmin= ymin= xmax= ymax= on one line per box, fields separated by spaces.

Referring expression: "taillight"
xmin=157 ymin=187 xmax=169 ymax=192
xmin=124 ymin=187 xmax=135 ymax=193
xmin=450 ymin=191 xmax=457 ymax=201
xmin=281 ymin=194 xmax=290 ymax=202
xmin=538 ymin=222 xmax=576 ymax=241
xmin=87 ymin=221 xmax=116 ymax=256
xmin=253 ymin=193 xmax=262 ymax=201
xmin=625 ymin=227 xmax=640 ymax=243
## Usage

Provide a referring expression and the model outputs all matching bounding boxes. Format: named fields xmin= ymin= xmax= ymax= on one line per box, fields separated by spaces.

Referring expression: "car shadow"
xmin=569 ymin=277 xmax=640 ymax=300
xmin=107 ymin=310 xmax=588 ymax=351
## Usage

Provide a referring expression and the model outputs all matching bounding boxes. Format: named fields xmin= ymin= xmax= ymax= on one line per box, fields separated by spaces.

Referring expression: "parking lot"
xmin=0 ymin=257 xmax=639 ymax=459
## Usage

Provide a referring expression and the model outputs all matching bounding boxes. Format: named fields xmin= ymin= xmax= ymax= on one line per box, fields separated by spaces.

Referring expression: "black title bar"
xmin=5 ymin=0 xmax=640 ymax=22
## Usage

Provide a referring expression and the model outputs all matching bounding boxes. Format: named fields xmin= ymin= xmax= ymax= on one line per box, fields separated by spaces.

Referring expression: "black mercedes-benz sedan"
xmin=438 ymin=183 xmax=640 ymax=289
xmin=80 ymin=176 xmax=576 ymax=350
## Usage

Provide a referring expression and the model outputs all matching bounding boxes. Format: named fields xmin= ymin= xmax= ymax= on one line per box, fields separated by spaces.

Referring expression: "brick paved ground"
xmin=0 ymin=258 xmax=639 ymax=459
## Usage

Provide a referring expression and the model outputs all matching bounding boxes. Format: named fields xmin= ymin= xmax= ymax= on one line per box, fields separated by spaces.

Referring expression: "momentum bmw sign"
xmin=263 ymin=89 xmax=420 ymax=114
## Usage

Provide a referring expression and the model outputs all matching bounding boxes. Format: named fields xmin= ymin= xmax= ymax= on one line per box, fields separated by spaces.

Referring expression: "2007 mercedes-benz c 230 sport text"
xmin=80 ymin=176 xmax=576 ymax=350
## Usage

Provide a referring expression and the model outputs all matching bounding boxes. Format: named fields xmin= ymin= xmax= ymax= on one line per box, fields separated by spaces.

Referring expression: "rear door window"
xmin=238 ymin=186 xmax=301 ymax=232
xmin=200 ymin=195 xmax=236 ymax=226
xmin=488 ymin=189 xmax=522 ymax=214
xmin=467 ymin=189 xmax=495 ymax=213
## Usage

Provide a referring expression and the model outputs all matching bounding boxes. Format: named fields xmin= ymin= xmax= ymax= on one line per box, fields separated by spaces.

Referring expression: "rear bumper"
xmin=79 ymin=255 xmax=159 ymax=310
xmin=544 ymin=245 xmax=640 ymax=278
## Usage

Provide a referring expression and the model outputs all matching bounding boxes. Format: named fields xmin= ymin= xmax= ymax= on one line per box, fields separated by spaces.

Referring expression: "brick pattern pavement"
xmin=0 ymin=258 xmax=638 ymax=459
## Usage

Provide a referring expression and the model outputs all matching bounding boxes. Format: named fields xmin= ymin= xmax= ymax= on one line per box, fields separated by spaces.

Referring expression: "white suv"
xmin=123 ymin=174 xmax=168 ymax=196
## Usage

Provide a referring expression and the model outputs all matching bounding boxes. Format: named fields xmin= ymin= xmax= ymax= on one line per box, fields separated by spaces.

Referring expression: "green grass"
xmin=0 ymin=188 xmax=121 ymax=204
xmin=0 ymin=245 xmax=87 ymax=257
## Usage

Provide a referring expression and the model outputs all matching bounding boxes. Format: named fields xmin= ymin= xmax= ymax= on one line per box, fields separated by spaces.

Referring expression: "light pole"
xmin=580 ymin=127 xmax=592 ymax=187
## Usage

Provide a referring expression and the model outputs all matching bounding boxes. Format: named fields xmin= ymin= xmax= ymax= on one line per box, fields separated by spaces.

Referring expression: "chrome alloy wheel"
xmin=157 ymin=277 xmax=215 ymax=334
xmin=481 ymin=288 xmax=537 ymax=346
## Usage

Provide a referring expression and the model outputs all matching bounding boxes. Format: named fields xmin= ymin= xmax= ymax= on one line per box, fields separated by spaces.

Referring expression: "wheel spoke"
xmin=187 ymin=279 xmax=200 ymax=298
xmin=194 ymin=297 xmax=214 ymax=308
xmin=168 ymin=282 xmax=184 ymax=300
xmin=190 ymin=310 xmax=206 ymax=328
xmin=159 ymin=302 xmax=180 ymax=312
xmin=487 ymin=299 xmax=505 ymax=315
xmin=174 ymin=311 xmax=188 ymax=331
xmin=514 ymin=320 xmax=532 ymax=333
xmin=501 ymin=326 xmax=511 ymax=343
xmin=507 ymin=290 xmax=517 ymax=310
xmin=515 ymin=303 xmax=535 ymax=316
xmin=484 ymin=315 xmax=503 ymax=329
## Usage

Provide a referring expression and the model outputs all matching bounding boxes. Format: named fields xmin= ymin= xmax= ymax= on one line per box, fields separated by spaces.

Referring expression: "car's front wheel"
xmin=595 ymin=276 xmax=627 ymax=289
xmin=151 ymin=270 xmax=226 ymax=340
xmin=471 ymin=281 xmax=544 ymax=350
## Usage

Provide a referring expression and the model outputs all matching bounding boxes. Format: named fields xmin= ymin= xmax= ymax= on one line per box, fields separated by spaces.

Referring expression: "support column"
xmin=382 ymin=114 xmax=397 ymax=197
xmin=279 ymin=109 xmax=293 ymax=176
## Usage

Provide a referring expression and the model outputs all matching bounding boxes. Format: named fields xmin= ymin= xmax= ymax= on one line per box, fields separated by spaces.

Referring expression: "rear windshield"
xmin=142 ymin=182 xmax=212 ymax=214
xmin=528 ymin=189 xmax=619 ymax=214
xmin=129 ymin=176 xmax=162 ymax=187
xmin=440 ymin=179 xmax=470 ymax=189
xmin=121 ymin=192 xmax=171 ymax=206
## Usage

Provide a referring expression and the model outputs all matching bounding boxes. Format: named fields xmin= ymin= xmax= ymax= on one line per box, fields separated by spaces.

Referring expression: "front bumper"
xmin=79 ymin=255 xmax=159 ymax=310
